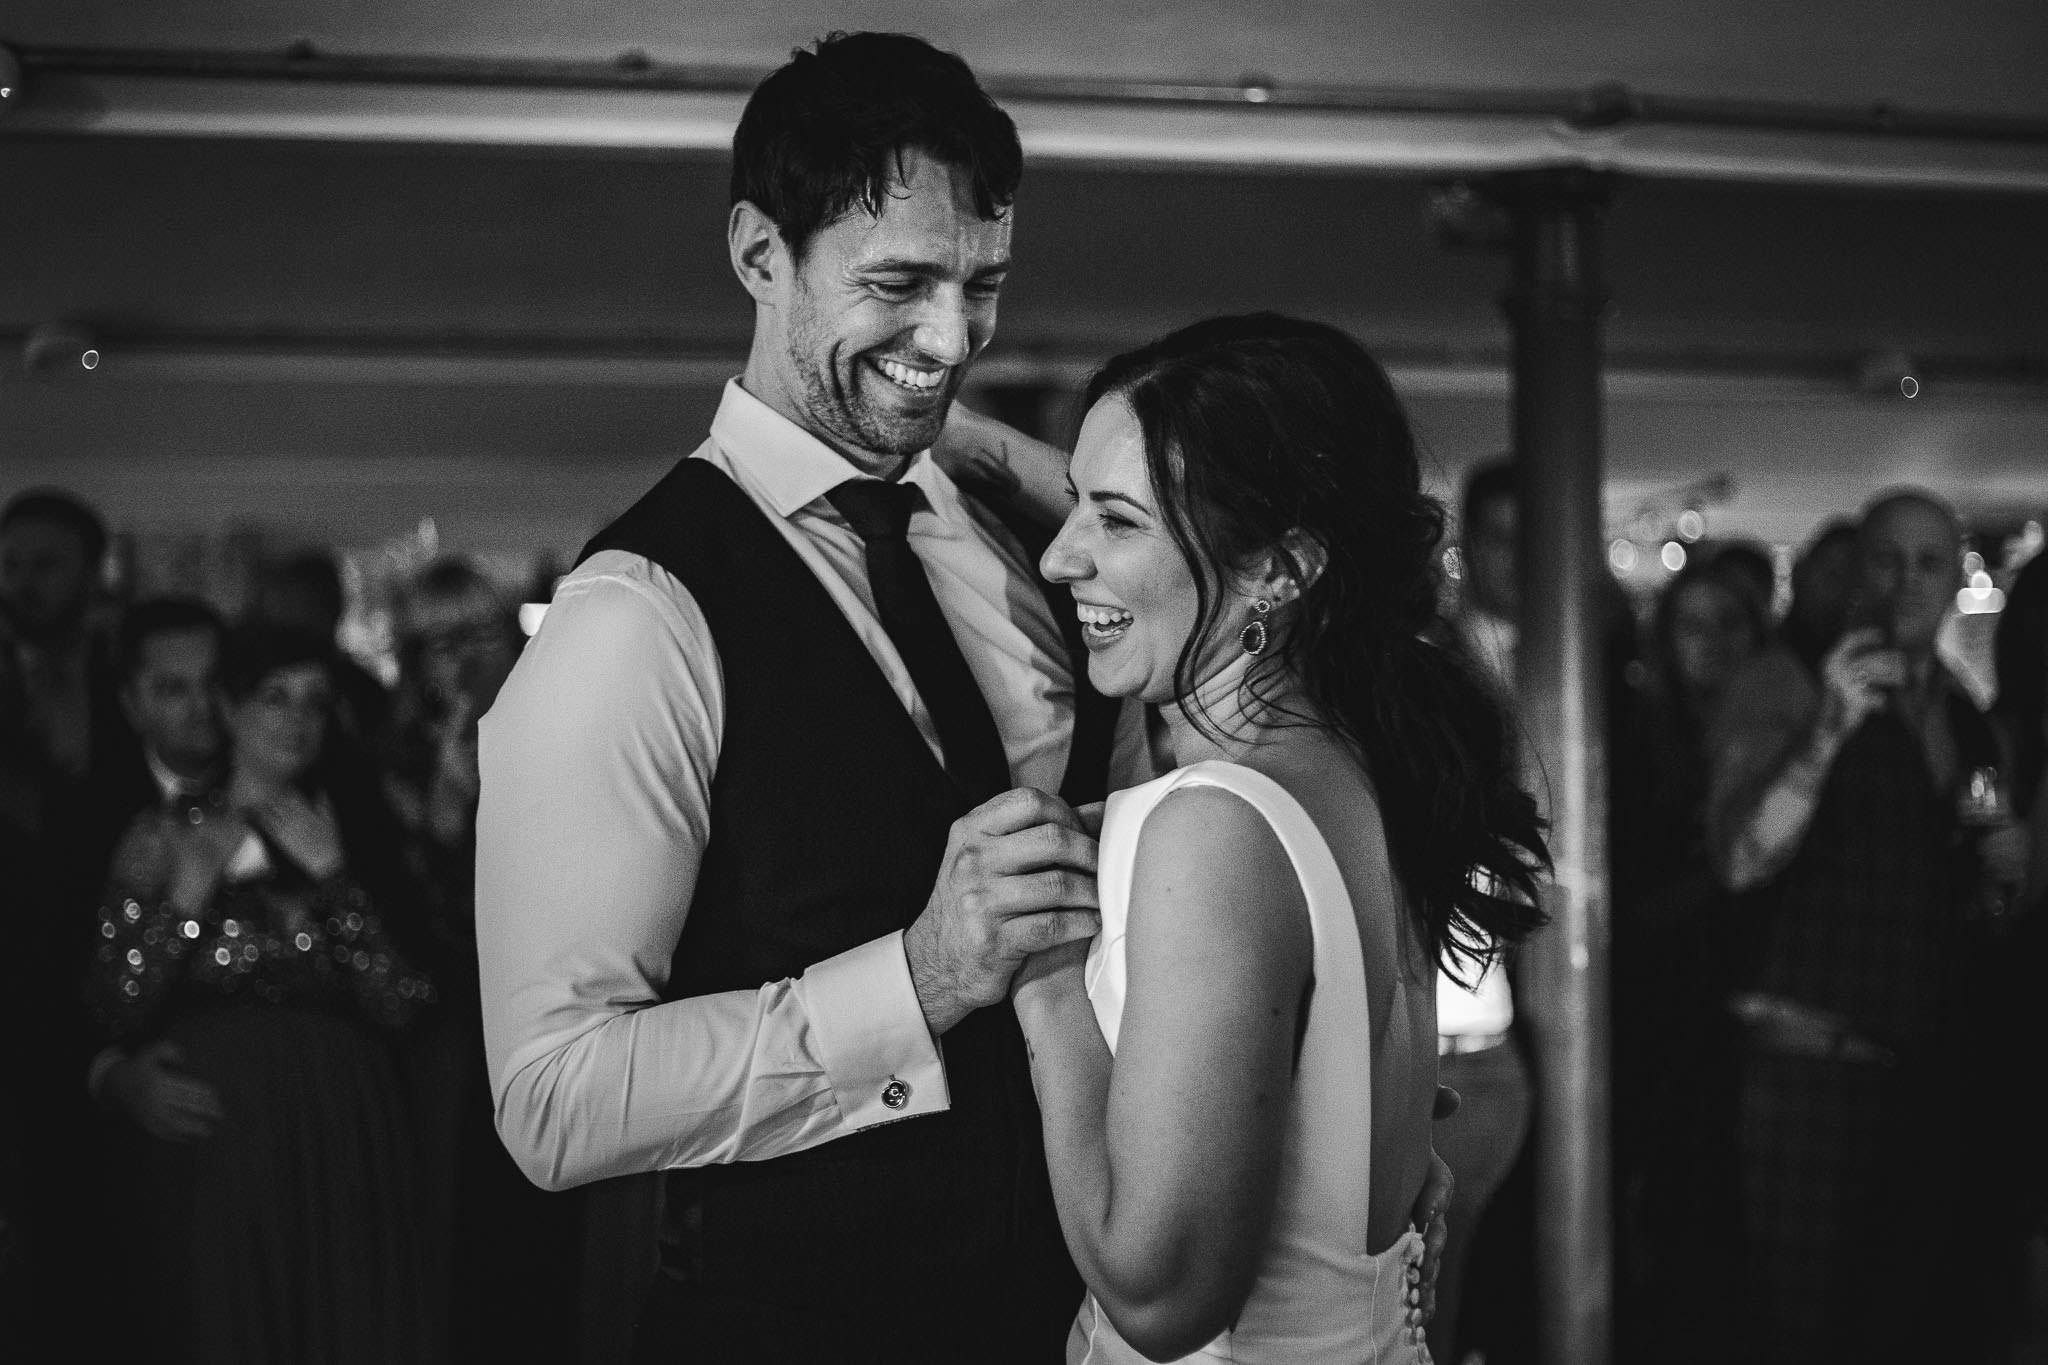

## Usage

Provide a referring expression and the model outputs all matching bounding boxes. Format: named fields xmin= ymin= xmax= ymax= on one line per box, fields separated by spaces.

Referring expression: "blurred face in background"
xmin=404 ymin=588 xmax=521 ymax=720
xmin=0 ymin=517 xmax=94 ymax=641
xmin=1668 ymin=579 xmax=1762 ymax=703
xmin=1463 ymin=493 xmax=1519 ymax=620
xmin=1857 ymin=497 xmax=1960 ymax=658
xmin=223 ymin=662 xmax=332 ymax=787
xmin=1789 ymin=530 xmax=1858 ymax=644
xmin=123 ymin=627 xmax=223 ymax=774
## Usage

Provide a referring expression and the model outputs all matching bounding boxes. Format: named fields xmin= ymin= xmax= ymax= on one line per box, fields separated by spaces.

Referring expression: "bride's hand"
xmin=1009 ymin=804 xmax=1103 ymax=1013
xmin=1009 ymin=936 xmax=1090 ymax=1010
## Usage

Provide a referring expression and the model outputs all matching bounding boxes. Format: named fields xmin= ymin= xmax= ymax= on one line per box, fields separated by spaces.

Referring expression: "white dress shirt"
xmin=478 ymin=380 xmax=1116 ymax=1191
xmin=1439 ymin=601 xmax=1519 ymax=1044
xmin=143 ymin=748 xmax=210 ymax=805
xmin=1437 ymin=960 xmax=1515 ymax=1041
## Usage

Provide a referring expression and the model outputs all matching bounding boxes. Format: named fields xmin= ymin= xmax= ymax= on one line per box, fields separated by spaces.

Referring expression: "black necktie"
xmin=826 ymin=479 xmax=1011 ymax=803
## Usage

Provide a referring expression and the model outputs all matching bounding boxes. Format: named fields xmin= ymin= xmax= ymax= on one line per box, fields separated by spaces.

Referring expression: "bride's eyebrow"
xmin=1088 ymin=488 xmax=1154 ymax=518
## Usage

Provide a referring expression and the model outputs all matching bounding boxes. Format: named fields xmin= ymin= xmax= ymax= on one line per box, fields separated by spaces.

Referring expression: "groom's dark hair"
xmin=730 ymin=31 xmax=1022 ymax=262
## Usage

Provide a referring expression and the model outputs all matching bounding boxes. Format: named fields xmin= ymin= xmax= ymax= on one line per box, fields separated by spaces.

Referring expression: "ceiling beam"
xmin=5 ymin=46 xmax=2047 ymax=190
xmin=7 ymin=331 xmax=2046 ymax=405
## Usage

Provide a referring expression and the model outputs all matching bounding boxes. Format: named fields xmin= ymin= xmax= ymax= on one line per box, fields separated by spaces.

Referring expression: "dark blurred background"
xmin=3 ymin=3 xmax=2045 ymax=1362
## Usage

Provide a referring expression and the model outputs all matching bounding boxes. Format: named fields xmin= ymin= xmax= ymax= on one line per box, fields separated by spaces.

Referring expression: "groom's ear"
xmin=729 ymin=200 xmax=789 ymax=306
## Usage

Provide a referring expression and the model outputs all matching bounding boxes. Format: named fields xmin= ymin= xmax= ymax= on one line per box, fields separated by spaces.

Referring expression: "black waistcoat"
xmin=580 ymin=457 xmax=1108 ymax=1349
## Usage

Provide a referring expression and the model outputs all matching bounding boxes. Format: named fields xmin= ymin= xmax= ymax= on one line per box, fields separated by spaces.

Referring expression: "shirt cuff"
xmin=795 ymin=931 xmax=950 ymax=1129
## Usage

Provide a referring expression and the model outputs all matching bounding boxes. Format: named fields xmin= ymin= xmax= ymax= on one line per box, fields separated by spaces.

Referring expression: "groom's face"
xmin=774 ymin=147 xmax=1012 ymax=474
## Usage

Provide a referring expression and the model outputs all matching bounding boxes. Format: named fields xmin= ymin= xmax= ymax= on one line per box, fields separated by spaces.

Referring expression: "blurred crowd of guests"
xmin=1431 ymin=460 xmax=2048 ymax=1365
xmin=4 ymin=469 xmax=2045 ymax=1363
xmin=0 ymin=488 xmax=600 ymax=1362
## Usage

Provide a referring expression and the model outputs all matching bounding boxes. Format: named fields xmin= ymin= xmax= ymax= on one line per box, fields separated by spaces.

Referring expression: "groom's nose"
xmin=909 ymin=292 xmax=974 ymax=367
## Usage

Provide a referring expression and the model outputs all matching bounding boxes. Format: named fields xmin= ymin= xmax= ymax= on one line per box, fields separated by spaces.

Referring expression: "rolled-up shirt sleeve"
xmin=476 ymin=553 xmax=947 ymax=1192
xmin=1705 ymin=650 xmax=1824 ymax=892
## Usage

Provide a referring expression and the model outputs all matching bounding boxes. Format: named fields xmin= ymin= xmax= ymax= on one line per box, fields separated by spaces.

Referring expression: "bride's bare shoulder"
xmin=1134 ymin=777 xmax=1283 ymax=861
xmin=1126 ymin=778 xmax=1312 ymax=983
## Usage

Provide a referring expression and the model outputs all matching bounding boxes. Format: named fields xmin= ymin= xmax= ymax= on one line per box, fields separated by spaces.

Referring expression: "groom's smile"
xmin=872 ymin=356 xmax=949 ymax=392
xmin=761 ymin=144 xmax=1012 ymax=478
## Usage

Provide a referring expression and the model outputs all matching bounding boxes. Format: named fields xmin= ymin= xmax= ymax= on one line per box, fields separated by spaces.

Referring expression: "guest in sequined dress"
xmin=88 ymin=623 xmax=435 ymax=1365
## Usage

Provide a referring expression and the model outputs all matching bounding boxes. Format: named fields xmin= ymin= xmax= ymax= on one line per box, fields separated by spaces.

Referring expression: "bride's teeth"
xmin=1076 ymin=604 xmax=1134 ymax=628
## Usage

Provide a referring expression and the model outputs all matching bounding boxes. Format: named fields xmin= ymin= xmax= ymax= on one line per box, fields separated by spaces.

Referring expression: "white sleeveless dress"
xmin=1070 ymin=760 xmax=1429 ymax=1365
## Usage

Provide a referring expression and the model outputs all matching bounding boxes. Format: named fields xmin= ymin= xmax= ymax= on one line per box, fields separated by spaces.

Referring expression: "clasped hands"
xmin=904 ymin=787 xmax=1103 ymax=1040
xmin=135 ymin=786 xmax=345 ymax=915
xmin=105 ymin=1039 xmax=225 ymax=1143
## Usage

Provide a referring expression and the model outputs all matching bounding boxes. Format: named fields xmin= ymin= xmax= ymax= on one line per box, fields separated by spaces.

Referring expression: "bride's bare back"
xmin=1215 ymin=724 xmax=1439 ymax=1254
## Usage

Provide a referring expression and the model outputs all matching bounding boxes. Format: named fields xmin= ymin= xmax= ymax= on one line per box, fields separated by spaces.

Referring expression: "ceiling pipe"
xmin=8 ymin=47 xmax=2046 ymax=189
xmin=3 ymin=330 xmax=2043 ymax=403
xmin=13 ymin=43 xmax=2048 ymax=148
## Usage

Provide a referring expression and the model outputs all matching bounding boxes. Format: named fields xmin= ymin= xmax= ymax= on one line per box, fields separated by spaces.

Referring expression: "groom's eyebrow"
xmin=859 ymin=255 xmax=1012 ymax=278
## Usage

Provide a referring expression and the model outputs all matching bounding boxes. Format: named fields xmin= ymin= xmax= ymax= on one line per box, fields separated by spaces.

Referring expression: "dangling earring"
xmin=1239 ymin=598 xmax=1273 ymax=657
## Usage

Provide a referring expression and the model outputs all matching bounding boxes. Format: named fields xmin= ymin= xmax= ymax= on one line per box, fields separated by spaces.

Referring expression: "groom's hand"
xmin=1406 ymin=1144 xmax=1455 ymax=1341
xmin=905 ymin=787 xmax=1101 ymax=1037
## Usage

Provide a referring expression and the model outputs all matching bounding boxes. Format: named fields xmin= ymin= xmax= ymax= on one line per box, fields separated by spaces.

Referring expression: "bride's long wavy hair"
xmin=1083 ymin=313 xmax=1550 ymax=976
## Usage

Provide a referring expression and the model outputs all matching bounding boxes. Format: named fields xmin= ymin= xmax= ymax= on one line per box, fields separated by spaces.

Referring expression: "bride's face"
xmin=1040 ymin=397 xmax=1252 ymax=705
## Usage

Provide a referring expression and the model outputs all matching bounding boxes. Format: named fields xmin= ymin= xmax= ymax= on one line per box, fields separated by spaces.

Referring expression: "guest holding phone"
xmin=1704 ymin=490 xmax=2023 ymax=1363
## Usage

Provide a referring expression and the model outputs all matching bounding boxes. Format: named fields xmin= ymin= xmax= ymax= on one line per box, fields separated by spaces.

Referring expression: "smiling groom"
xmin=475 ymin=32 xmax=1125 ymax=1362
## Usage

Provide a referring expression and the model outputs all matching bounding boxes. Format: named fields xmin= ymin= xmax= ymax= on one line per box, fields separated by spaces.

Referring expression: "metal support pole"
xmin=1500 ymin=167 xmax=1614 ymax=1365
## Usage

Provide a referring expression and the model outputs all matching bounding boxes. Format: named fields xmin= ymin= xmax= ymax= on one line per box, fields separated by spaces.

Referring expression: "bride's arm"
xmin=1012 ymin=786 xmax=1312 ymax=1360
xmin=929 ymin=400 xmax=1074 ymax=532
